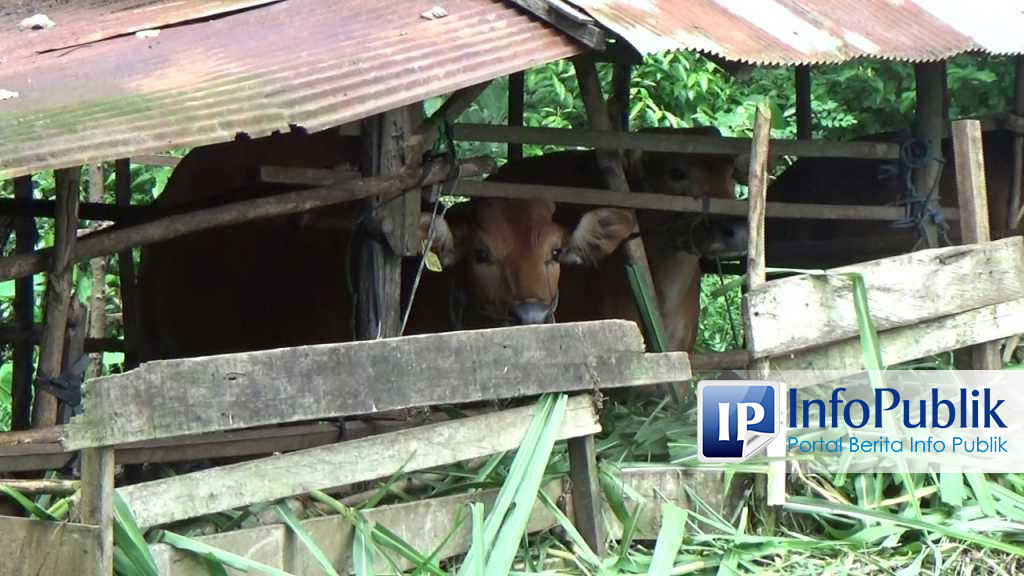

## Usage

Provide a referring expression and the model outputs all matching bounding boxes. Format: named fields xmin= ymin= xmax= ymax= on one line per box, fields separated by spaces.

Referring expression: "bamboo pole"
xmin=87 ymin=164 xmax=108 ymax=378
xmin=0 ymin=157 xmax=493 ymax=283
xmin=31 ymin=168 xmax=80 ymax=429
xmin=0 ymin=478 xmax=79 ymax=496
xmin=914 ymin=62 xmax=948 ymax=248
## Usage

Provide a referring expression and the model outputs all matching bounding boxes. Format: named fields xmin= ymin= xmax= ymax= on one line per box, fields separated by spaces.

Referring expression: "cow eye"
xmin=473 ymin=248 xmax=494 ymax=264
xmin=549 ymin=248 xmax=563 ymax=263
xmin=669 ymin=167 xmax=689 ymax=181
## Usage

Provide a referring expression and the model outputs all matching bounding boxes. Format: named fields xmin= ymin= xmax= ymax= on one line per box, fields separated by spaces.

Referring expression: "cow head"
xmin=628 ymin=127 xmax=748 ymax=258
xmin=422 ymin=198 xmax=634 ymax=326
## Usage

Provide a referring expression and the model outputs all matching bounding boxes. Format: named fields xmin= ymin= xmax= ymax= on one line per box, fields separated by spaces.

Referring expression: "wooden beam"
xmin=509 ymin=72 xmax=525 ymax=161
xmin=743 ymin=105 xmax=785 ymax=507
xmin=746 ymin=237 xmax=1024 ymax=358
xmin=118 ymin=395 xmax=601 ymax=529
xmin=452 ymin=123 xmax=901 ymax=159
xmin=0 ymin=516 xmax=101 ymax=576
xmin=86 ymin=164 xmax=108 ymax=379
xmin=953 ymin=119 xmax=1002 ymax=369
xmin=148 ymin=481 xmax=564 ymax=574
xmin=32 ymin=167 xmax=80 ymax=428
xmin=77 ymin=447 xmax=115 ymax=576
xmin=568 ymin=434 xmax=605 ymax=555
xmin=772 ymin=297 xmax=1024 ymax=389
xmin=1011 ymin=56 xmax=1024 ymax=230
xmin=0 ymin=423 xmax=341 ymax=473
xmin=914 ymin=62 xmax=948 ymax=248
xmin=0 ymin=156 xmax=495 ymax=283
xmin=65 ymin=321 xmax=687 ymax=449
xmin=115 ymin=159 xmax=140 ymax=369
xmin=11 ymin=176 xmax=36 ymax=431
xmin=412 ymin=82 xmax=491 ymax=158
xmin=131 ymin=154 xmax=180 ymax=168
xmin=795 ymin=66 xmax=812 ymax=140
xmin=456 ymin=180 xmax=960 ymax=222
xmin=0 ymin=478 xmax=79 ymax=495
xmin=505 ymin=0 xmax=606 ymax=49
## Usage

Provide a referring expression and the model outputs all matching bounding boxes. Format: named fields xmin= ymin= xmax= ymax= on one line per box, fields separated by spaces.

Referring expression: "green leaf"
xmin=275 ymin=501 xmax=339 ymax=576
xmin=157 ymin=530 xmax=296 ymax=576
xmin=647 ymin=503 xmax=687 ymax=576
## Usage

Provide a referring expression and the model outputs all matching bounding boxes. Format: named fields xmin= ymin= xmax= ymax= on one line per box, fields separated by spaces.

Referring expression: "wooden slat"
xmin=746 ymin=236 xmax=1024 ymax=358
xmin=0 ymin=516 xmax=101 ymax=576
xmin=77 ymin=447 xmax=115 ymax=576
xmin=453 ymin=123 xmax=901 ymax=159
xmin=66 ymin=321 xmax=687 ymax=449
xmin=457 ymin=180 xmax=961 ymax=222
xmin=772 ymin=297 xmax=1024 ymax=388
xmin=118 ymin=395 xmax=600 ymax=529
xmin=148 ymin=481 xmax=563 ymax=575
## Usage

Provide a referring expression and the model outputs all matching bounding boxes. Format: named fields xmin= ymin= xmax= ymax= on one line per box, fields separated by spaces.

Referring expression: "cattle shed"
xmin=2 ymin=1 xmax=1024 ymax=574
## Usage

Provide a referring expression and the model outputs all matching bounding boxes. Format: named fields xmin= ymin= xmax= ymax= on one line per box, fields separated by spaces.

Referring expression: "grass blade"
xmin=0 ymin=485 xmax=57 ymax=520
xmin=158 ymin=530 xmax=296 ymax=576
xmin=114 ymin=492 xmax=159 ymax=576
xmin=647 ymin=503 xmax=687 ymax=576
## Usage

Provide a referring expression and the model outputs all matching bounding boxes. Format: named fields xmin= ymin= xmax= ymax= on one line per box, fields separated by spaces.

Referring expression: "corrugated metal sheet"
xmin=569 ymin=0 xmax=1024 ymax=64
xmin=0 ymin=0 xmax=580 ymax=179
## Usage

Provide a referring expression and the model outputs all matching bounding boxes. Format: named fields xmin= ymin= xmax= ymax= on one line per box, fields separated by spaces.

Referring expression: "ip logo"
xmin=698 ymin=381 xmax=781 ymax=463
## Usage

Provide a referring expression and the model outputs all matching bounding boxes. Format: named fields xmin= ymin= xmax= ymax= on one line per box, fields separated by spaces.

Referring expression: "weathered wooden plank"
xmin=0 ymin=516 xmax=101 ymax=576
xmin=452 ymin=123 xmax=901 ymax=159
xmin=568 ymin=435 xmax=604 ymax=555
xmin=119 ymin=395 xmax=601 ymax=529
xmin=76 ymin=447 xmax=115 ymax=576
xmin=953 ymin=119 xmax=1003 ymax=370
xmin=603 ymin=468 xmax=735 ymax=539
xmin=131 ymin=154 xmax=181 ymax=168
xmin=0 ymin=423 xmax=341 ymax=473
xmin=148 ymin=481 xmax=563 ymax=575
xmin=771 ymin=297 xmax=1024 ymax=388
xmin=66 ymin=321 xmax=687 ymax=449
xmin=746 ymin=236 xmax=1024 ymax=358
xmin=151 ymin=524 xmax=287 ymax=576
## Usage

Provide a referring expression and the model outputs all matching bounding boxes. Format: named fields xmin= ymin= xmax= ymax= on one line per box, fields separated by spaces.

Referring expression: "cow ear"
xmin=419 ymin=207 xmax=468 ymax=267
xmin=564 ymin=208 xmax=635 ymax=266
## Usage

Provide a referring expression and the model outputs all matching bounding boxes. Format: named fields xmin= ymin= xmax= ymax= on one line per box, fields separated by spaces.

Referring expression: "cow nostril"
xmin=511 ymin=301 xmax=551 ymax=325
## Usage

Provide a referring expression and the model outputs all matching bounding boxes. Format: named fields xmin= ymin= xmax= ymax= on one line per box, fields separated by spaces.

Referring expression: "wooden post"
xmin=1009 ymin=56 xmax=1024 ymax=231
xmin=11 ymin=176 xmax=36 ymax=431
xmin=567 ymin=433 xmax=604 ymax=555
xmin=612 ymin=63 xmax=631 ymax=131
xmin=31 ymin=168 xmax=80 ymax=429
xmin=953 ymin=119 xmax=1002 ymax=369
xmin=87 ymin=164 xmax=107 ymax=379
xmin=359 ymin=105 xmax=422 ymax=339
xmin=572 ymin=56 xmax=665 ymax=345
xmin=745 ymin=105 xmax=786 ymax=507
xmin=795 ymin=66 xmax=812 ymax=140
xmin=509 ymin=72 xmax=525 ymax=161
xmin=77 ymin=446 xmax=115 ymax=576
xmin=914 ymin=62 xmax=948 ymax=248
xmin=115 ymin=159 xmax=140 ymax=369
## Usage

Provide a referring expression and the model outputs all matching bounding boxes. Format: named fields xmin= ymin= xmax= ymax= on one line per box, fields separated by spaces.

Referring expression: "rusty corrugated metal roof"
xmin=569 ymin=0 xmax=1024 ymax=65
xmin=0 ymin=0 xmax=580 ymax=179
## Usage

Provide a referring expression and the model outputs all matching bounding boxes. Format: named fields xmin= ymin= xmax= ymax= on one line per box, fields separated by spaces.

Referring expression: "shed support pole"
xmin=953 ymin=119 xmax=1001 ymax=369
xmin=612 ymin=63 xmax=631 ymax=131
xmin=87 ymin=164 xmax=108 ymax=379
xmin=359 ymin=105 xmax=422 ymax=339
xmin=914 ymin=62 xmax=948 ymax=248
xmin=78 ymin=446 xmax=115 ymax=576
xmin=1009 ymin=56 xmax=1024 ymax=231
xmin=115 ymin=159 xmax=140 ymax=369
xmin=32 ymin=168 xmax=80 ymax=429
xmin=743 ymin=106 xmax=784 ymax=511
xmin=795 ymin=66 xmax=812 ymax=140
xmin=11 ymin=176 xmax=36 ymax=431
xmin=509 ymin=72 xmax=525 ymax=162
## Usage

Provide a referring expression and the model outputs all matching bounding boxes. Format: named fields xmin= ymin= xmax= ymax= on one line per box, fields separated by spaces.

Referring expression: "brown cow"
xmin=410 ymin=127 xmax=745 ymax=351
xmin=138 ymin=128 xmax=639 ymax=360
xmin=767 ymin=128 xmax=1021 ymax=269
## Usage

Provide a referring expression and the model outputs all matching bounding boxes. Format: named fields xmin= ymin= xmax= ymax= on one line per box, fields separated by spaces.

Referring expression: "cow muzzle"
xmin=693 ymin=218 xmax=748 ymax=258
xmin=510 ymin=299 xmax=556 ymax=325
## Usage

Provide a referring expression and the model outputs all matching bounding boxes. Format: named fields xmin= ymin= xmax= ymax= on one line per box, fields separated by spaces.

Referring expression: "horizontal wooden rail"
xmin=120 ymin=395 xmax=601 ymax=528
xmin=0 ymin=156 xmax=494 ymax=283
xmin=746 ymin=236 xmax=1024 ymax=358
xmin=458 ymin=180 xmax=961 ymax=222
xmin=453 ymin=123 xmax=902 ymax=159
xmin=65 ymin=321 xmax=686 ymax=450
